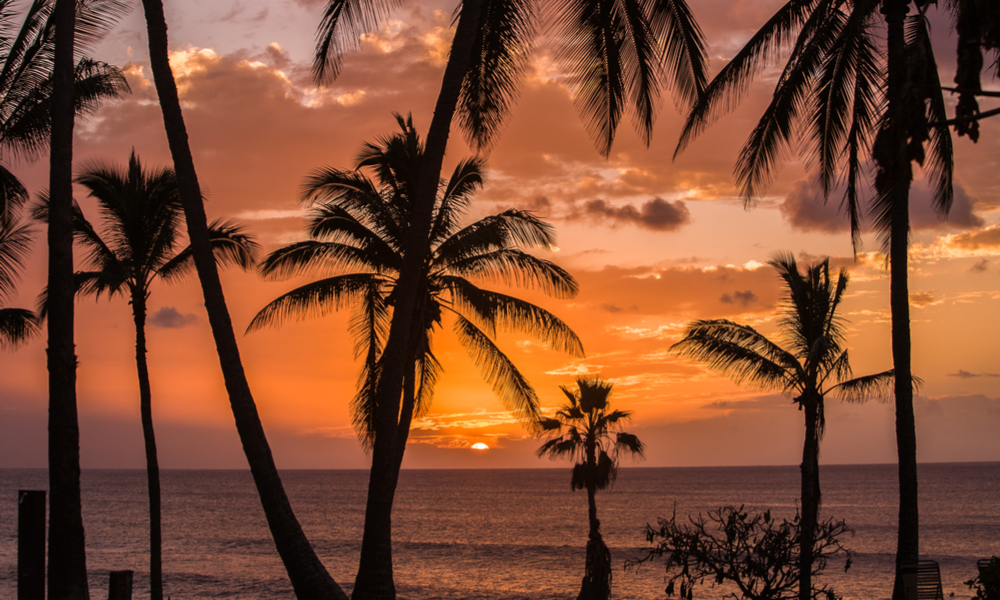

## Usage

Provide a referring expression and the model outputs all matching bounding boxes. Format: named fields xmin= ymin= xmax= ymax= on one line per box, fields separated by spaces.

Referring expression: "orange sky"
xmin=2 ymin=0 xmax=999 ymax=470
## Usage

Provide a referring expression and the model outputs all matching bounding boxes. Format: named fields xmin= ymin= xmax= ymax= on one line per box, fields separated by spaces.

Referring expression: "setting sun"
xmin=470 ymin=443 xmax=489 ymax=451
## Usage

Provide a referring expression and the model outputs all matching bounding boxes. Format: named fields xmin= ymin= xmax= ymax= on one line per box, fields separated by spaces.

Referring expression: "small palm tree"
xmin=249 ymin=114 xmax=583 ymax=592
xmin=0 ymin=208 xmax=39 ymax=349
xmin=537 ymin=377 xmax=644 ymax=600
xmin=670 ymin=254 xmax=893 ymax=600
xmin=53 ymin=151 xmax=258 ymax=600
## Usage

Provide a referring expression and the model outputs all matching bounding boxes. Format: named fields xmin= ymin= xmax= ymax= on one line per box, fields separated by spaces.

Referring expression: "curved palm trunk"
xmin=882 ymin=2 xmax=919 ymax=597
xmin=353 ymin=4 xmax=483 ymax=596
xmin=47 ymin=0 xmax=89 ymax=597
xmin=131 ymin=294 xmax=163 ymax=600
xmin=799 ymin=397 xmax=821 ymax=600
xmin=139 ymin=2 xmax=346 ymax=599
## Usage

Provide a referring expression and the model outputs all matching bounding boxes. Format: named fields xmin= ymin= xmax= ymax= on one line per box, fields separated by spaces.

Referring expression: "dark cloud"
xmin=720 ymin=290 xmax=758 ymax=307
xmin=780 ymin=177 xmax=984 ymax=234
xmin=909 ymin=292 xmax=936 ymax=307
xmin=575 ymin=198 xmax=691 ymax=232
xmin=149 ymin=307 xmax=199 ymax=329
xmin=970 ymin=258 xmax=991 ymax=273
xmin=949 ymin=370 xmax=1000 ymax=379
xmin=600 ymin=303 xmax=636 ymax=313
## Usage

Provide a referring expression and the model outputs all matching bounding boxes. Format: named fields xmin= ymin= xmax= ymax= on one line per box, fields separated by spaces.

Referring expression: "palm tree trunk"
xmin=882 ymin=2 xmax=919 ymax=598
xmin=131 ymin=293 xmax=163 ymax=600
xmin=47 ymin=0 xmax=89 ymax=597
xmin=138 ymin=2 xmax=346 ymax=599
xmin=579 ymin=482 xmax=610 ymax=600
xmin=354 ymin=317 xmax=423 ymax=600
xmin=799 ymin=397 xmax=821 ymax=600
xmin=353 ymin=6 xmax=483 ymax=596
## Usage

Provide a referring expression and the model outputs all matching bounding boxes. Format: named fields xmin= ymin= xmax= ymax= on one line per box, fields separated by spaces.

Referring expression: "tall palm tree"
xmin=314 ymin=4 xmax=707 ymax=597
xmin=0 ymin=207 xmax=39 ymax=349
xmin=249 ymin=114 xmax=584 ymax=595
xmin=670 ymin=255 xmax=894 ymax=600
xmin=671 ymin=2 xmax=953 ymax=596
xmin=537 ymin=377 xmax=644 ymax=600
xmin=41 ymin=0 xmax=129 ymax=597
xmin=137 ymin=1 xmax=349 ymax=598
xmin=61 ymin=152 xmax=257 ymax=600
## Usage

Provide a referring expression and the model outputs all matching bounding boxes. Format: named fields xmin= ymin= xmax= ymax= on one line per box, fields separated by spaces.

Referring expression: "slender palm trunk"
xmin=354 ymin=309 xmax=425 ymax=599
xmin=131 ymin=293 xmax=163 ymax=600
xmin=882 ymin=2 xmax=919 ymax=598
xmin=47 ymin=0 xmax=89 ymax=597
xmin=799 ymin=397 xmax=821 ymax=600
xmin=579 ymin=446 xmax=610 ymax=600
xmin=353 ymin=5 xmax=483 ymax=594
xmin=139 ymin=2 xmax=346 ymax=599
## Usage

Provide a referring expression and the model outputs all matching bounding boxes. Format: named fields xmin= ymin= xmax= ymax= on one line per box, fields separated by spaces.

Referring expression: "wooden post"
xmin=108 ymin=570 xmax=133 ymax=600
xmin=17 ymin=490 xmax=45 ymax=600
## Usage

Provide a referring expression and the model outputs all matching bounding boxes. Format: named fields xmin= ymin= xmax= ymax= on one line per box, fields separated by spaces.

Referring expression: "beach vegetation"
xmin=630 ymin=504 xmax=853 ymax=600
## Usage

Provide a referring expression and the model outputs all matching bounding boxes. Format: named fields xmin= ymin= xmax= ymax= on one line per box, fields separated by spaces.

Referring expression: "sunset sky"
xmin=2 ymin=0 xmax=999 ymax=470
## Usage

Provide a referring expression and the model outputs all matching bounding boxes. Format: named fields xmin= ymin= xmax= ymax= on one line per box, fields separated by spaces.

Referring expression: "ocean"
xmin=1 ymin=464 xmax=998 ymax=599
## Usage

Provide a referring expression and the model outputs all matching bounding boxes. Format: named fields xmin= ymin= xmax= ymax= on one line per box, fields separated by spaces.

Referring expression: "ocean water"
xmin=1 ymin=464 xmax=998 ymax=599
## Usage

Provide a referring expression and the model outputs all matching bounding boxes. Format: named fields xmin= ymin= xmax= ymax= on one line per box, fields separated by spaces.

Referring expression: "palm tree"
xmin=671 ymin=2 xmax=954 ymax=596
xmin=947 ymin=0 xmax=1000 ymax=139
xmin=137 ymin=2 xmax=349 ymax=598
xmin=313 ymin=4 xmax=707 ymax=596
xmin=537 ymin=377 xmax=644 ymax=600
xmin=0 ymin=208 xmax=39 ymax=349
xmin=40 ymin=0 xmax=129 ymax=596
xmin=670 ymin=255 xmax=894 ymax=600
xmin=63 ymin=152 xmax=258 ymax=600
xmin=249 ymin=114 xmax=584 ymax=595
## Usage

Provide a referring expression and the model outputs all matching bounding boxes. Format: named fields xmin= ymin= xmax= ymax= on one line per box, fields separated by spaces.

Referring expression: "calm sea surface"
xmin=1 ymin=464 xmax=998 ymax=599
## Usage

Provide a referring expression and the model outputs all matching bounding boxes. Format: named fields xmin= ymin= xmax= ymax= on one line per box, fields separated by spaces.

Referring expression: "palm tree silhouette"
xmin=53 ymin=152 xmax=258 ymax=600
xmin=537 ymin=377 xmax=644 ymax=600
xmin=137 ymin=1 xmax=349 ymax=597
xmin=314 ymin=4 xmax=707 ymax=596
xmin=672 ymin=2 xmax=956 ymax=595
xmin=671 ymin=254 xmax=894 ymax=600
xmin=0 ymin=208 xmax=39 ymax=349
xmin=38 ymin=0 xmax=130 ymax=595
xmin=250 ymin=114 xmax=583 ymax=578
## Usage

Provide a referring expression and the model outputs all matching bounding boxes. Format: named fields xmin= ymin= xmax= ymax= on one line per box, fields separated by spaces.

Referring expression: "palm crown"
xmin=0 ymin=208 xmax=38 ymax=348
xmin=671 ymin=254 xmax=894 ymax=425
xmin=250 ymin=114 xmax=583 ymax=446
xmin=537 ymin=377 xmax=644 ymax=492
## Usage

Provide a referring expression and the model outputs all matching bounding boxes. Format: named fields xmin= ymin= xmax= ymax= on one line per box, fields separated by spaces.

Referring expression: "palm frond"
xmin=434 ymin=208 xmax=558 ymax=263
xmin=160 ymin=218 xmax=260 ymax=281
xmin=670 ymin=319 xmax=799 ymax=391
xmin=551 ymin=0 xmax=627 ymax=156
xmin=735 ymin=0 xmax=841 ymax=204
xmin=0 ymin=306 xmax=40 ymax=350
xmin=312 ymin=0 xmax=401 ymax=85
xmin=0 ymin=216 xmax=33 ymax=298
xmin=453 ymin=314 xmax=540 ymax=424
xmin=675 ymin=0 xmax=821 ymax=158
xmin=459 ymin=0 xmax=535 ymax=150
xmin=246 ymin=272 xmax=387 ymax=333
xmin=429 ymin=156 xmax=486 ymax=247
xmin=446 ymin=278 xmax=584 ymax=357
xmin=649 ymin=0 xmax=709 ymax=109
xmin=443 ymin=248 xmax=579 ymax=298
xmin=831 ymin=368 xmax=894 ymax=403
xmin=0 ymin=164 xmax=29 ymax=226
xmin=257 ymin=240 xmax=388 ymax=281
